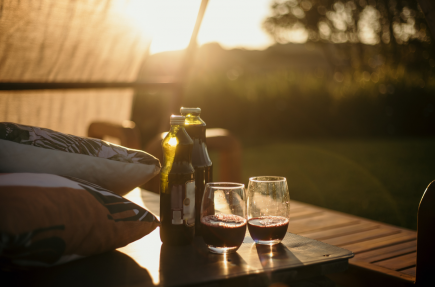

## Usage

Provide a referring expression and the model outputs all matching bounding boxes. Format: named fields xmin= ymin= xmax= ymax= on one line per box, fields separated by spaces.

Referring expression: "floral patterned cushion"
xmin=0 ymin=173 xmax=159 ymax=268
xmin=0 ymin=122 xmax=161 ymax=195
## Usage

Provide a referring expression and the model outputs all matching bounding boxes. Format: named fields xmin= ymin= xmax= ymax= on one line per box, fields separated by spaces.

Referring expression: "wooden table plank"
xmin=374 ymin=252 xmax=416 ymax=270
xmin=354 ymin=240 xmax=417 ymax=262
xmin=290 ymin=201 xmax=415 ymax=233
xmin=291 ymin=201 xmax=312 ymax=209
xmin=300 ymin=222 xmax=379 ymax=241
xmin=322 ymin=227 xmax=401 ymax=247
xmin=401 ymin=267 xmax=416 ymax=277
xmin=290 ymin=199 xmax=418 ymax=285
xmin=341 ymin=260 xmax=416 ymax=286
xmin=289 ymin=212 xmax=324 ymax=222
xmin=289 ymin=213 xmax=359 ymax=234
xmin=290 ymin=206 xmax=312 ymax=214
xmin=290 ymin=210 xmax=324 ymax=220
xmin=342 ymin=232 xmax=416 ymax=254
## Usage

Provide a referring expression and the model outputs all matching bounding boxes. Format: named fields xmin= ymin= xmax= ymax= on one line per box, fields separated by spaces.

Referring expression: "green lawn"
xmin=210 ymin=138 xmax=435 ymax=230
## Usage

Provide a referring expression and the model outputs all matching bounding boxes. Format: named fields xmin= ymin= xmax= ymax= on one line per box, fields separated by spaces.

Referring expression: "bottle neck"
xmin=168 ymin=125 xmax=180 ymax=136
xmin=182 ymin=115 xmax=211 ymax=167
xmin=161 ymin=124 xmax=194 ymax=193
xmin=183 ymin=113 xmax=206 ymax=140
xmin=183 ymin=113 xmax=205 ymax=126
xmin=170 ymin=125 xmax=193 ymax=164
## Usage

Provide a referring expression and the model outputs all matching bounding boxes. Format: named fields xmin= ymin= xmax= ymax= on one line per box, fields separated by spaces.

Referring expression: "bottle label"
xmin=184 ymin=180 xmax=195 ymax=226
xmin=170 ymin=180 xmax=195 ymax=226
xmin=171 ymin=185 xmax=183 ymax=225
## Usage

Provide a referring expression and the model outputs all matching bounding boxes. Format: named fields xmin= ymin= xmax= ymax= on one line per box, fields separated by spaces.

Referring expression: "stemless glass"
xmin=200 ymin=183 xmax=246 ymax=254
xmin=247 ymin=176 xmax=290 ymax=245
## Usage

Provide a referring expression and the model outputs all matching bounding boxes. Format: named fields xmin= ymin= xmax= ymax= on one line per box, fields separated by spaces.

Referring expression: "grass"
xmin=210 ymin=137 xmax=435 ymax=230
xmin=183 ymin=66 xmax=435 ymax=140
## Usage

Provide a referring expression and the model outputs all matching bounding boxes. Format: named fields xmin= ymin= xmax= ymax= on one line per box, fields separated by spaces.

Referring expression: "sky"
xmin=121 ymin=0 xmax=391 ymax=54
xmin=125 ymin=0 xmax=275 ymax=54
xmin=198 ymin=0 xmax=274 ymax=51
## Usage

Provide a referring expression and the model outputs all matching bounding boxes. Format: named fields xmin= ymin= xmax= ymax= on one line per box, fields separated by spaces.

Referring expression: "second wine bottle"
xmin=181 ymin=107 xmax=213 ymax=236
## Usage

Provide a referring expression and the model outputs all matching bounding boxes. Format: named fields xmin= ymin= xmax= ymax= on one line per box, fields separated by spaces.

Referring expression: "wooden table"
xmin=120 ymin=189 xmax=353 ymax=286
xmin=3 ymin=189 xmax=353 ymax=287
xmin=283 ymin=199 xmax=417 ymax=286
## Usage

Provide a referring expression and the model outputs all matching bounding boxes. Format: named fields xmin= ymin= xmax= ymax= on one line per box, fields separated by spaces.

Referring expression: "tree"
xmin=264 ymin=0 xmax=430 ymax=45
xmin=263 ymin=0 xmax=434 ymax=71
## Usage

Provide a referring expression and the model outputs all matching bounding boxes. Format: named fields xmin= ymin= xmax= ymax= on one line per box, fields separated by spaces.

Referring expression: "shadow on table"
xmin=159 ymin=238 xmax=248 ymax=286
xmin=255 ymin=242 xmax=302 ymax=264
xmin=253 ymin=242 xmax=304 ymax=285
xmin=2 ymin=250 xmax=153 ymax=287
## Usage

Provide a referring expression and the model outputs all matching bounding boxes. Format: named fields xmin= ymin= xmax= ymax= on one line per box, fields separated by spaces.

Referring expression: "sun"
xmin=120 ymin=0 xmax=202 ymax=54
xmin=119 ymin=0 xmax=274 ymax=55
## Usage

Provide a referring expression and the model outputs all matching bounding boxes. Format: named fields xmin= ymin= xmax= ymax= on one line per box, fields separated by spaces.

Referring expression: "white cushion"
xmin=0 ymin=123 xmax=160 ymax=194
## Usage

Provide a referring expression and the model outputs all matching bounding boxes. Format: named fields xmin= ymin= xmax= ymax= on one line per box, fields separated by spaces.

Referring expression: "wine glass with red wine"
xmin=247 ymin=176 xmax=290 ymax=245
xmin=200 ymin=182 xmax=246 ymax=254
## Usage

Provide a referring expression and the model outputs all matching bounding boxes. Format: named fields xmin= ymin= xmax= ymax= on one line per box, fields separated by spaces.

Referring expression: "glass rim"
xmin=206 ymin=182 xmax=245 ymax=189
xmin=249 ymin=176 xmax=287 ymax=183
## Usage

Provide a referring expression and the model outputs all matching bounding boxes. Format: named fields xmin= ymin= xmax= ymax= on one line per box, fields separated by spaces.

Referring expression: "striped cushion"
xmin=0 ymin=173 xmax=159 ymax=268
xmin=0 ymin=122 xmax=161 ymax=195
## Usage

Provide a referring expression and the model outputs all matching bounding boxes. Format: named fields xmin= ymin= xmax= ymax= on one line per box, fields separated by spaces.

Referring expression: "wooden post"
xmin=158 ymin=0 xmax=209 ymax=133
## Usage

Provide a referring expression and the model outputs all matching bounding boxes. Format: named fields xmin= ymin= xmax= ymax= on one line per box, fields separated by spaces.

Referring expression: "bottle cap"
xmin=170 ymin=115 xmax=185 ymax=125
xmin=180 ymin=107 xmax=201 ymax=115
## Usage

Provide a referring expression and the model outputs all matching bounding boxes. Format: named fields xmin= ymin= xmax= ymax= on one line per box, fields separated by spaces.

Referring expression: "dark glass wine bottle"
xmin=160 ymin=115 xmax=195 ymax=245
xmin=180 ymin=107 xmax=213 ymax=236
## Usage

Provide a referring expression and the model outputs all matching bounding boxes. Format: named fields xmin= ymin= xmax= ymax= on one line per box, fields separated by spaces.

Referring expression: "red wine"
xmin=248 ymin=216 xmax=289 ymax=242
xmin=201 ymin=214 xmax=247 ymax=247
